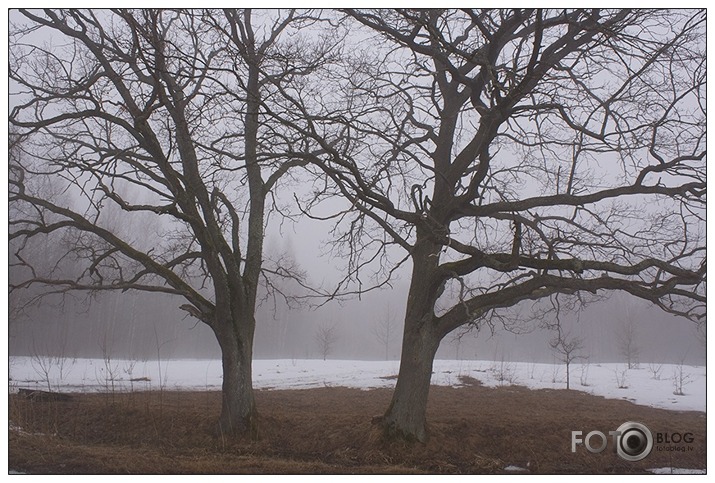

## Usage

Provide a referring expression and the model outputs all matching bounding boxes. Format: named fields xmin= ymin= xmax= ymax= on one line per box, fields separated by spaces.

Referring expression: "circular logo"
xmin=616 ymin=422 xmax=653 ymax=461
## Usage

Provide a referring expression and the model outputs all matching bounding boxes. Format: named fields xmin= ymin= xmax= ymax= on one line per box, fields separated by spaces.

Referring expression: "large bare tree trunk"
xmin=381 ymin=322 xmax=440 ymax=442
xmin=381 ymin=237 xmax=443 ymax=442
xmin=214 ymin=316 xmax=257 ymax=438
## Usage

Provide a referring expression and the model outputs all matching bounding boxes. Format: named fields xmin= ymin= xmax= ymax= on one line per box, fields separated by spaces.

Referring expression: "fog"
xmin=7 ymin=9 xmax=705 ymax=371
xmin=9 ymin=245 xmax=705 ymax=365
xmin=8 ymin=196 xmax=704 ymax=365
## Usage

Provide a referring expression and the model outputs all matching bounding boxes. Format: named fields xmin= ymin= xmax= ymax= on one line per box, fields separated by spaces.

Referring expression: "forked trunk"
xmin=214 ymin=319 xmax=257 ymax=438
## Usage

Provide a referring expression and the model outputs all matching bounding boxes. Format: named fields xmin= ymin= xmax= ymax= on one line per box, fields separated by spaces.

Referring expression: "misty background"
xmin=9 ymin=231 xmax=705 ymax=366
xmin=6 ymin=9 xmax=705 ymax=368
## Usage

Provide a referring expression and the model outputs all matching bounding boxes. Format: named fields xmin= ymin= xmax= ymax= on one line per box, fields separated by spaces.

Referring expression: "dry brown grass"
xmin=8 ymin=384 xmax=706 ymax=474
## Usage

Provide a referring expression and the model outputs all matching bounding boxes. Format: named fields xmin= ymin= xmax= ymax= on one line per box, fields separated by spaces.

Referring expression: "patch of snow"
xmin=7 ymin=357 xmax=705 ymax=413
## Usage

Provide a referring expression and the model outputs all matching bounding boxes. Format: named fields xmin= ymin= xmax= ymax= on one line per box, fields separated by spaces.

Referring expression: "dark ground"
xmin=8 ymin=381 xmax=706 ymax=474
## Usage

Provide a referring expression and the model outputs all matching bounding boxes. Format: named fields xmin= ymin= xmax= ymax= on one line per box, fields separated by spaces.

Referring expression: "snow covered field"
xmin=8 ymin=356 xmax=705 ymax=413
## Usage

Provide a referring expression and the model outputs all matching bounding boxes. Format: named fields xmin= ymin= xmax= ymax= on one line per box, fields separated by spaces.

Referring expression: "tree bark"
xmin=214 ymin=316 xmax=257 ymax=438
xmin=380 ymin=236 xmax=444 ymax=442
xmin=381 ymin=322 xmax=441 ymax=442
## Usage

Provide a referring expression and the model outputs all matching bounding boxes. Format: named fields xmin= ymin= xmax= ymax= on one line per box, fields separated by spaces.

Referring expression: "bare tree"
xmin=616 ymin=317 xmax=640 ymax=369
xmin=314 ymin=324 xmax=338 ymax=361
xmin=281 ymin=9 xmax=706 ymax=441
xmin=549 ymin=325 xmax=584 ymax=390
xmin=29 ymin=335 xmax=56 ymax=392
xmin=9 ymin=9 xmax=336 ymax=437
xmin=7 ymin=8 xmax=708 ymax=446
xmin=27 ymin=311 xmax=77 ymax=392
xmin=672 ymin=357 xmax=692 ymax=396
xmin=372 ymin=306 xmax=398 ymax=360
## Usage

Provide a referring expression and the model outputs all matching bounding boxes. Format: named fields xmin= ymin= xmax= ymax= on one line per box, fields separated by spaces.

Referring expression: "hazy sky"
xmin=6 ymin=9 xmax=706 ymax=367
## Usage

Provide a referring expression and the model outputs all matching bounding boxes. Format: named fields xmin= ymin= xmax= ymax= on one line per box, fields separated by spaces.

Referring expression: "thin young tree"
xmin=616 ymin=317 xmax=640 ymax=369
xmin=314 ymin=324 xmax=338 ymax=360
xmin=549 ymin=324 xmax=584 ymax=390
xmin=373 ymin=306 xmax=398 ymax=360
xmin=279 ymin=9 xmax=706 ymax=441
xmin=9 ymin=8 xmax=336 ymax=437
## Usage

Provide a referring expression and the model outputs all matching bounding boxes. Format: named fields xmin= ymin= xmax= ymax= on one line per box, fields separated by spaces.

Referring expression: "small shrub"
xmin=614 ymin=367 xmax=628 ymax=389
xmin=579 ymin=362 xmax=590 ymax=387
xmin=648 ymin=362 xmax=664 ymax=380
xmin=672 ymin=363 xmax=692 ymax=396
xmin=489 ymin=359 xmax=517 ymax=386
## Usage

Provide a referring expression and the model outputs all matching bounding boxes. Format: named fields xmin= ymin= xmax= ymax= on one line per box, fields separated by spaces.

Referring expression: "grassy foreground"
xmin=9 ymin=380 xmax=706 ymax=474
